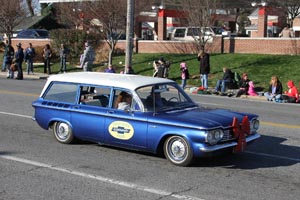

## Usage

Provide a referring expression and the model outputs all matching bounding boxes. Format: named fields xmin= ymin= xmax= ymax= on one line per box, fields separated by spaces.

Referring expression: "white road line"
xmin=0 ymin=111 xmax=32 ymax=119
xmin=0 ymin=155 xmax=204 ymax=200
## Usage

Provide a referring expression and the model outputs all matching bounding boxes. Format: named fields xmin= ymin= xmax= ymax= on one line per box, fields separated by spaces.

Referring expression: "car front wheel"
xmin=53 ymin=122 xmax=74 ymax=144
xmin=163 ymin=136 xmax=193 ymax=166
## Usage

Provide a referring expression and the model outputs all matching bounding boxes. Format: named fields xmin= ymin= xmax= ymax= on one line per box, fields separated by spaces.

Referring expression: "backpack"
xmin=234 ymin=72 xmax=241 ymax=83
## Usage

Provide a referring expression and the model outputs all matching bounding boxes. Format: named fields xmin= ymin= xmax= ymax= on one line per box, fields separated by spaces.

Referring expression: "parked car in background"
xmin=170 ymin=27 xmax=216 ymax=42
xmin=32 ymin=72 xmax=260 ymax=166
xmin=16 ymin=29 xmax=49 ymax=39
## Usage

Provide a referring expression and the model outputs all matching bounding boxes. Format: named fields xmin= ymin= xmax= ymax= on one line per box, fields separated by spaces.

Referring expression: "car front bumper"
xmin=199 ymin=133 xmax=261 ymax=152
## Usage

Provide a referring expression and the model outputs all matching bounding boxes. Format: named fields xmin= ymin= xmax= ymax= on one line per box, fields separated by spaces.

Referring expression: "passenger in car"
xmin=115 ymin=91 xmax=132 ymax=110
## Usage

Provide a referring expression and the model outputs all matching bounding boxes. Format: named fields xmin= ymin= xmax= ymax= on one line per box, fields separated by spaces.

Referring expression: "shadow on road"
xmin=192 ymin=135 xmax=299 ymax=169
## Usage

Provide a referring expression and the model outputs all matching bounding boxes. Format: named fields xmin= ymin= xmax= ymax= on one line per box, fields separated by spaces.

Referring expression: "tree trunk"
xmin=26 ymin=0 xmax=35 ymax=16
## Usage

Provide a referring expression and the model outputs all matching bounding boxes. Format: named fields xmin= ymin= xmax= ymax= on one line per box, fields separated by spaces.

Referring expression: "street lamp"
xmin=151 ymin=5 xmax=165 ymax=10
xmin=151 ymin=0 xmax=166 ymax=40
xmin=151 ymin=0 xmax=165 ymax=10
xmin=251 ymin=1 xmax=267 ymax=7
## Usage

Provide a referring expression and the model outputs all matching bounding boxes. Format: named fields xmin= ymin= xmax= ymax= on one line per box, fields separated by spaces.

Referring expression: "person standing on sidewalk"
xmin=80 ymin=41 xmax=95 ymax=72
xmin=180 ymin=62 xmax=189 ymax=89
xmin=59 ymin=43 xmax=70 ymax=73
xmin=197 ymin=49 xmax=210 ymax=90
xmin=43 ymin=44 xmax=52 ymax=74
xmin=4 ymin=41 xmax=15 ymax=78
xmin=15 ymin=43 xmax=24 ymax=80
xmin=24 ymin=43 xmax=36 ymax=75
xmin=2 ymin=40 xmax=9 ymax=72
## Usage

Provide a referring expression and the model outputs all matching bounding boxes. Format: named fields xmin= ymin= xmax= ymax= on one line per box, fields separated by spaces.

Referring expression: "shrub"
xmin=49 ymin=29 xmax=103 ymax=64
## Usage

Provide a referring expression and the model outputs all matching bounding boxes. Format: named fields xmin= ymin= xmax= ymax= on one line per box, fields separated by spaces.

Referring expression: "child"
xmin=180 ymin=62 xmax=189 ymax=89
xmin=282 ymin=80 xmax=299 ymax=103
xmin=247 ymin=81 xmax=258 ymax=96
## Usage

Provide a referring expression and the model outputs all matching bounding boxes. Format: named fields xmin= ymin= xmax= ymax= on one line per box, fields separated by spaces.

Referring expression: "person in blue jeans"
xmin=180 ymin=62 xmax=189 ymax=89
xmin=213 ymin=67 xmax=234 ymax=95
xmin=198 ymin=49 xmax=210 ymax=90
xmin=24 ymin=43 xmax=36 ymax=74
xmin=264 ymin=75 xmax=283 ymax=102
xmin=2 ymin=40 xmax=8 ymax=72
xmin=59 ymin=43 xmax=69 ymax=73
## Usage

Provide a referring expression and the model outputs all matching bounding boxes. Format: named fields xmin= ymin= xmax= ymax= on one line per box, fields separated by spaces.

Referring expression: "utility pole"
xmin=125 ymin=0 xmax=135 ymax=73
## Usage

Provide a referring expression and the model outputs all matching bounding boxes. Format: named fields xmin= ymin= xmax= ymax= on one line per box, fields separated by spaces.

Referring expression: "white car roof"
xmin=43 ymin=72 xmax=174 ymax=93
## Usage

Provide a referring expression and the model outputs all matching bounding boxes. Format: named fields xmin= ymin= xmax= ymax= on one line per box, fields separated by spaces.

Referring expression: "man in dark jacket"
xmin=213 ymin=67 xmax=234 ymax=95
xmin=15 ymin=43 xmax=24 ymax=80
xmin=197 ymin=49 xmax=210 ymax=90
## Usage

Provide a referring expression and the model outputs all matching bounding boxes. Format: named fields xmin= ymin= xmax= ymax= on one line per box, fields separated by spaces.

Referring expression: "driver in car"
xmin=145 ymin=86 xmax=167 ymax=110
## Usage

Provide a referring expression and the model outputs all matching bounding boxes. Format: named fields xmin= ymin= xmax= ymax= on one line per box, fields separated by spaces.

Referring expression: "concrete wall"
xmin=223 ymin=37 xmax=300 ymax=55
xmin=11 ymin=36 xmax=300 ymax=55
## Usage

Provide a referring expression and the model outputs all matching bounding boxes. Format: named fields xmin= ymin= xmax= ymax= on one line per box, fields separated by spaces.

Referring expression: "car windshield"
xmin=136 ymin=83 xmax=198 ymax=112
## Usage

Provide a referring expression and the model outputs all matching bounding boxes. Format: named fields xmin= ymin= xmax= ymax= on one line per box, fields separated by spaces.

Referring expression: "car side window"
xmin=79 ymin=86 xmax=111 ymax=107
xmin=187 ymin=28 xmax=200 ymax=37
xmin=43 ymin=82 xmax=78 ymax=103
xmin=113 ymin=89 xmax=141 ymax=111
xmin=174 ymin=29 xmax=185 ymax=37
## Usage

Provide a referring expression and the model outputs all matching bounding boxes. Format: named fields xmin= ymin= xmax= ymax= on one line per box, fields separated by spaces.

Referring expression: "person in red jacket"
xmin=282 ymin=80 xmax=299 ymax=103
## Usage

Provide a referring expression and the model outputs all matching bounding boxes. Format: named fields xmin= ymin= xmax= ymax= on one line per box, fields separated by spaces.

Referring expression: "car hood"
xmin=151 ymin=107 xmax=257 ymax=129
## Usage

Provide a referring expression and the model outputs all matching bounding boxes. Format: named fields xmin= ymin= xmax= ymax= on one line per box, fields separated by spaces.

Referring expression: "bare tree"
xmin=56 ymin=0 xmax=154 ymax=66
xmin=56 ymin=1 xmax=127 ymax=65
xmin=55 ymin=2 xmax=86 ymax=30
xmin=272 ymin=0 xmax=300 ymax=27
xmin=0 ymin=0 xmax=25 ymax=44
xmin=85 ymin=0 xmax=128 ymax=65
xmin=25 ymin=0 xmax=35 ymax=16
xmin=181 ymin=0 xmax=217 ymax=50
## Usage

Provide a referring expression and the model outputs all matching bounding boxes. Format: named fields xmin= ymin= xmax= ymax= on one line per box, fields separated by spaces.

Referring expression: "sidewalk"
xmin=0 ymin=71 xmax=49 ymax=80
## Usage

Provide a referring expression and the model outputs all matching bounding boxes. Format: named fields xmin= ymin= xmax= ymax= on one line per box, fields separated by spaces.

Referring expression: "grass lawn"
xmin=1 ymin=52 xmax=300 ymax=92
xmin=111 ymin=53 xmax=300 ymax=92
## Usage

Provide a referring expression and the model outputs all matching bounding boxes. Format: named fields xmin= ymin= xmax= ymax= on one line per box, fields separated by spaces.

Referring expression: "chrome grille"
xmin=221 ymin=128 xmax=234 ymax=142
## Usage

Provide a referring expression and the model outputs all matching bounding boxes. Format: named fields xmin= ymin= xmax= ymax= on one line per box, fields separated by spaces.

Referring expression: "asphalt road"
xmin=0 ymin=77 xmax=299 ymax=200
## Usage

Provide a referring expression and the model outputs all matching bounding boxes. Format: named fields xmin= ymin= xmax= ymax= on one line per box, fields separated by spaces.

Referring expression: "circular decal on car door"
xmin=108 ymin=121 xmax=134 ymax=140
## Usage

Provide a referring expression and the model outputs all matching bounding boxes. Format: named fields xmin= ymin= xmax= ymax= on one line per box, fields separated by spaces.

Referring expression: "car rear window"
xmin=187 ymin=28 xmax=200 ymax=36
xmin=43 ymin=83 xmax=78 ymax=103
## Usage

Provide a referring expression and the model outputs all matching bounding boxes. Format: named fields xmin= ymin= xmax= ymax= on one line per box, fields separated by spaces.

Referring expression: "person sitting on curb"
xmin=264 ymin=75 xmax=283 ymax=102
xmin=235 ymin=73 xmax=250 ymax=97
xmin=247 ymin=81 xmax=258 ymax=96
xmin=282 ymin=80 xmax=299 ymax=103
xmin=213 ymin=67 xmax=234 ymax=96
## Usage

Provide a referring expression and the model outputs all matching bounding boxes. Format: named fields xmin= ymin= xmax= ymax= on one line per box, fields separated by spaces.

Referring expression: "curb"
xmin=185 ymin=87 xmax=267 ymax=102
xmin=0 ymin=72 xmax=49 ymax=80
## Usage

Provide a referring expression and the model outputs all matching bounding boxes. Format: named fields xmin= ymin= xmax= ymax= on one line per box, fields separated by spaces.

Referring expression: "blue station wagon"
xmin=32 ymin=72 xmax=260 ymax=166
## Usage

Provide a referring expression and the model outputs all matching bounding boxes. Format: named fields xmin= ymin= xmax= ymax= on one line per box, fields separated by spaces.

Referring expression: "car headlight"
xmin=206 ymin=129 xmax=224 ymax=145
xmin=250 ymin=118 xmax=260 ymax=134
